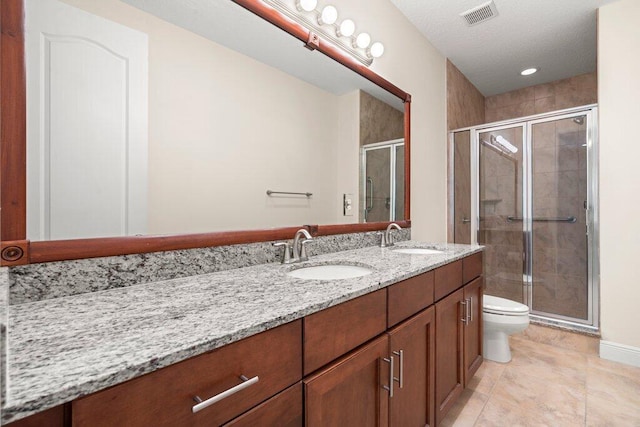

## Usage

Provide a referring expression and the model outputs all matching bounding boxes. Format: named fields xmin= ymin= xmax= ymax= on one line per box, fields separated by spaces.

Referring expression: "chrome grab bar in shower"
xmin=507 ymin=216 xmax=577 ymax=223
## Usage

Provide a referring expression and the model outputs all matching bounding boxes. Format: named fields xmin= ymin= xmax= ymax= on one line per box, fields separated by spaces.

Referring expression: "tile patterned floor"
xmin=441 ymin=325 xmax=640 ymax=426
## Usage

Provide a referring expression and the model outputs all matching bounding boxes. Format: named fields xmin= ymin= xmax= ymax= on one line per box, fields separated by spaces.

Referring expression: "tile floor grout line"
xmin=472 ymin=360 xmax=506 ymax=426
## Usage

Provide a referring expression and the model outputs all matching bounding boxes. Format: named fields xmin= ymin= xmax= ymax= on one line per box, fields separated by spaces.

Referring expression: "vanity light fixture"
xmin=296 ymin=0 xmax=317 ymax=12
xmin=263 ymin=0 xmax=384 ymax=66
xmin=520 ymin=67 xmax=538 ymax=76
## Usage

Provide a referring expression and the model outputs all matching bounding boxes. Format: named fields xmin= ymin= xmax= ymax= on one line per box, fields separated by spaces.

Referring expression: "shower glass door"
xmin=477 ymin=125 xmax=526 ymax=304
xmin=528 ymin=113 xmax=590 ymax=321
xmin=470 ymin=107 xmax=597 ymax=328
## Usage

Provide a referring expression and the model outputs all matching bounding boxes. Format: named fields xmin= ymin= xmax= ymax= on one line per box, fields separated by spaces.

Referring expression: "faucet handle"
xmin=273 ymin=242 xmax=292 ymax=264
xmin=377 ymin=232 xmax=387 ymax=248
xmin=299 ymin=239 xmax=313 ymax=261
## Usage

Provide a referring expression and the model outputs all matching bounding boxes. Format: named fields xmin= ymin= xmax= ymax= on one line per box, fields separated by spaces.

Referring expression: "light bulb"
xmin=319 ymin=5 xmax=338 ymax=25
xmin=296 ymin=0 xmax=317 ymax=12
xmin=369 ymin=41 xmax=384 ymax=58
xmin=338 ymin=19 xmax=355 ymax=37
xmin=520 ymin=67 xmax=537 ymax=76
xmin=355 ymin=32 xmax=371 ymax=49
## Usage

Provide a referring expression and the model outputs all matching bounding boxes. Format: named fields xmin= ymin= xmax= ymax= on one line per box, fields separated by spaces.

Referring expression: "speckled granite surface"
xmin=1 ymin=268 xmax=7 ymax=414
xmin=8 ymin=229 xmax=410 ymax=304
xmin=3 ymin=241 xmax=480 ymax=423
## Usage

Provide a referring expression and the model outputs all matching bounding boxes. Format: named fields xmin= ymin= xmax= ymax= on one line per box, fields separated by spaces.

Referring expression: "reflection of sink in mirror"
xmin=287 ymin=265 xmax=372 ymax=280
xmin=392 ymin=248 xmax=444 ymax=255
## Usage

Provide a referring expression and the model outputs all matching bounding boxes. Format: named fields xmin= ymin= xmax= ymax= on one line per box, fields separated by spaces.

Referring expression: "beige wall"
xmin=447 ymin=60 xmax=485 ymax=130
xmin=485 ymin=72 xmax=597 ymax=123
xmin=598 ymin=0 xmax=640 ymax=349
xmin=339 ymin=0 xmax=447 ymax=241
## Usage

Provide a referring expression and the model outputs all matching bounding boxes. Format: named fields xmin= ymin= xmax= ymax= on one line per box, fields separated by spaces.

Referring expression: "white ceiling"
xmin=390 ymin=0 xmax=618 ymax=96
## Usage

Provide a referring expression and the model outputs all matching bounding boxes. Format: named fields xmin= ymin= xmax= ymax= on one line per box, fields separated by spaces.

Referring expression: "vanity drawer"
xmin=224 ymin=382 xmax=302 ymax=427
xmin=72 ymin=320 xmax=302 ymax=427
xmin=303 ymin=289 xmax=386 ymax=375
xmin=434 ymin=260 xmax=463 ymax=301
xmin=463 ymin=252 xmax=483 ymax=284
xmin=387 ymin=271 xmax=435 ymax=327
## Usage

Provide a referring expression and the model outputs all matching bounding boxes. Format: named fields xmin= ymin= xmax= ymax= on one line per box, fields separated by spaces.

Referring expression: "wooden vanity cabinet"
xmin=7 ymin=253 xmax=483 ymax=427
xmin=72 ymin=320 xmax=302 ymax=427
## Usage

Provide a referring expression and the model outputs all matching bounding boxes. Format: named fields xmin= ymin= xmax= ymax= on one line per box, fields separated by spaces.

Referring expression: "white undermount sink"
xmin=287 ymin=264 xmax=372 ymax=280
xmin=392 ymin=248 xmax=444 ymax=255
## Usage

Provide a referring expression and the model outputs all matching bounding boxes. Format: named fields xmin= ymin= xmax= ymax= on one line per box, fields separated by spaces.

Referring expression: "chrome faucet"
xmin=274 ymin=228 xmax=313 ymax=264
xmin=380 ymin=223 xmax=402 ymax=247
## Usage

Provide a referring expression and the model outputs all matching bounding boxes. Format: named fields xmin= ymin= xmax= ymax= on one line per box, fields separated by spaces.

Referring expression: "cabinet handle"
xmin=382 ymin=356 xmax=394 ymax=398
xmin=392 ymin=350 xmax=404 ymax=389
xmin=192 ymin=375 xmax=259 ymax=413
xmin=468 ymin=297 xmax=473 ymax=322
xmin=460 ymin=300 xmax=468 ymax=324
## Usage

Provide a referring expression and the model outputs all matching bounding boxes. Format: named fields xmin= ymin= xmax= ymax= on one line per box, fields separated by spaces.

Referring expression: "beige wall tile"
xmin=485 ymin=72 xmax=596 ymax=122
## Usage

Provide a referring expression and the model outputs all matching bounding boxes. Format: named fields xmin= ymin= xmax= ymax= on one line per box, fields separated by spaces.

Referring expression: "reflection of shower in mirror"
xmin=361 ymin=139 xmax=405 ymax=222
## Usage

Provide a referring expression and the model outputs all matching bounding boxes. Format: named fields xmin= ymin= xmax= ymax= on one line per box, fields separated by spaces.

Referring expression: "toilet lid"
xmin=483 ymin=295 xmax=529 ymax=315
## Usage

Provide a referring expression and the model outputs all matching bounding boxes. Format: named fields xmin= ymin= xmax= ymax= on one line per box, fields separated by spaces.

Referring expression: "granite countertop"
xmin=2 ymin=241 xmax=482 ymax=423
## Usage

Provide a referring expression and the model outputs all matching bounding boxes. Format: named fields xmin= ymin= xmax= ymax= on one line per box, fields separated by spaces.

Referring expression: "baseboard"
xmin=599 ymin=340 xmax=640 ymax=368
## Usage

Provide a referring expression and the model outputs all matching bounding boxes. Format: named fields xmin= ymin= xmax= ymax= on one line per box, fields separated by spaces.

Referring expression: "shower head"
xmin=573 ymin=117 xmax=585 ymax=125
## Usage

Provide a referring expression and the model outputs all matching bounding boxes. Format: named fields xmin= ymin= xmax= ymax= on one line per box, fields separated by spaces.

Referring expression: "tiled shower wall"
xmin=446 ymin=60 xmax=485 ymax=130
xmin=484 ymin=72 xmax=597 ymax=123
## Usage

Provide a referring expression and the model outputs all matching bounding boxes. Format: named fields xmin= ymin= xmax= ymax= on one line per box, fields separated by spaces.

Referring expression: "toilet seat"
xmin=483 ymin=295 xmax=529 ymax=316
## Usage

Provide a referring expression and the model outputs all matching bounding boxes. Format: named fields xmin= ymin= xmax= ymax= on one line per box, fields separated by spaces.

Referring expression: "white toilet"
xmin=483 ymin=295 xmax=530 ymax=363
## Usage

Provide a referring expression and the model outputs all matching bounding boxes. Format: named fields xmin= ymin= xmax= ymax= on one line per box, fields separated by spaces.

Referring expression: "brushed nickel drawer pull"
xmin=192 ymin=375 xmax=259 ymax=413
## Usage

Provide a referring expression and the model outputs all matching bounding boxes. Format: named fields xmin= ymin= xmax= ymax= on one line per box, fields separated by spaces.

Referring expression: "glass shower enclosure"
xmin=451 ymin=106 xmax=599 ymax=330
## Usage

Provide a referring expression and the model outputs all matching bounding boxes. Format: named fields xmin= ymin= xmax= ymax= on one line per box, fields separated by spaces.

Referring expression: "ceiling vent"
xmin=460 ymin=1 xmax=499 ymax=26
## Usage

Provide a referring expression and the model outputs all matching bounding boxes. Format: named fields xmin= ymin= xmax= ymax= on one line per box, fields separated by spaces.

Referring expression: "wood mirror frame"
xmin=0 ymin=0 xmax=411 ymax=266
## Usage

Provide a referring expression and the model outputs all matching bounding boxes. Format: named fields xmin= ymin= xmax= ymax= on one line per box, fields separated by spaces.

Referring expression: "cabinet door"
xmin=388 ymin=307 xmax=435 ymax=427
xmin=304 ymin=335 xmax=389 ymax=427
xmin=435 ymin=288 xmax=464 ymax=425
xmin=464 ymin=277 xmax=483 ymax=385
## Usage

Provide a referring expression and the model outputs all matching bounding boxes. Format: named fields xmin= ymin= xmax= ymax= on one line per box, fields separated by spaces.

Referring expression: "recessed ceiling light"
xmin=520 ymin=68 xmax=538 ymax=76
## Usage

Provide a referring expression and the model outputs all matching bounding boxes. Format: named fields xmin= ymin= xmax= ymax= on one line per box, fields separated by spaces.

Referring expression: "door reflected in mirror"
xmin=25 ymin=0 xmax=405 ymax=241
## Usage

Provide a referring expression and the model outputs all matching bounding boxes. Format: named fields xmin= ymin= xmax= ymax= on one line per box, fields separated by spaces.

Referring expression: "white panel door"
xmin=26 ymin=0 xmax=148 ymax=240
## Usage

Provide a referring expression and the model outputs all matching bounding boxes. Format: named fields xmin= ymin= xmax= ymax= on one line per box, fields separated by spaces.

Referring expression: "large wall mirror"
xmin=0 ymin=0 xmax=411 ymax=265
